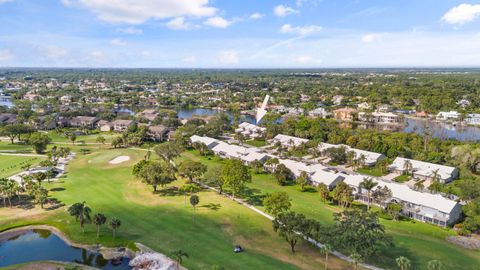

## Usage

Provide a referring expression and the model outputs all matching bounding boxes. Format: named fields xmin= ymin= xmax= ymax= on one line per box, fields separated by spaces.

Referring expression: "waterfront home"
xmin=70 ymin=116 xmax=99 ymax=129
xmin=136 ymin=109 xmax=158 ymax=122
xmin=388 ymin=157 xmax=459 ymax=183
xmin=333 ymin=108 xmax=357 ymax=122
xmin=147 ymin=125 xmax=169 ymax=141
xmin=271 ymin=134 xmax=309 ymax=148
xmin=343 ymin=174 xmax=462 ymax=227
xmin=357 ymin=102 xmax=371 ymax=110
xmin=378 ymin=104 xmax=394 ymax=112
xmin=308 ymin=107 xmax=330 ymax=118
xmin=436 ymin=111 xmax=460 ymax=121
xmin=0 ymin=113 xmax=16 ymax=125
xmin=112 ymin=119 xmax=134 ymax=132
xmin=190 ymin=135 xmax=220 ymax=149
xmin=358 ymin=112 xmax=400 ymax=124
xmin=235 ymin=122 xmax=266 ymax=139
xmin=318 ymin=142 xmax=385 ymax=166
xmin=466 ymin=114 xmax=480 ymax=126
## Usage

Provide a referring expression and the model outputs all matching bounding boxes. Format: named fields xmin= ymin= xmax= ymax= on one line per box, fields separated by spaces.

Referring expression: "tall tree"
xmin=359 ymin=177 xmax=378 ymax=210
xmin=136 ymin=161 xmax=176 ymax=192
xmin=93 ymin=213 xmax=107 ymax=238
xmin=221 ymin=159 xmax=251 ymax=199
xmin=320 ymin=244 xmax=333 ymax=270
xmin=272 ymin=211 xmax=307 ymax=253
xmin=273 ymin=163 xmax=291 ymax=186
xmin=317 ymin=183 xmax=329 ymax=204
xmin=68 ymin=202 xmax=92 ymax=233
xmin=190 ymin=194 xmax=200 ymax=223
xmin=154 ymin=142 xmax=184 ymax=164
xmin=263 ymin=191 xmax=291 ymax=217
xmin=109 ymin=218 xmax=121 ymax=239
xmin=178 ymin=160 xmax=207 ymax=183
xmin=296 ymin=171 xmax=309 ymax=191
xmin=28 ymin=133 xmax=52 ymax=154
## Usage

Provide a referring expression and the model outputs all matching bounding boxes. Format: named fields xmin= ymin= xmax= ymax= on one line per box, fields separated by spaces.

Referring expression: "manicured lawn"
xmin=0 ymin=147 xmax=355 ymax=270
xmin=245 ymin=139 xmax=267 ymax=147
xmin=356 ymin=167 xmax=386 ymax=177
xmin=184 ymin=150 xmax=480 ymax=270
xmin=0 ymin=142 xmax=33 ymax=153
xmin=394 ymin=174 xmax=411 ymax=183
xmin=0 ymin=155 xmax=46 ymax=178
xmin=47 ymin=131 xmax=119 ymax=144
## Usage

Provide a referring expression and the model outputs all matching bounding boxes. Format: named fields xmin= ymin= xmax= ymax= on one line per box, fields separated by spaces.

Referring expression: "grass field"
xmin=356 ymin=167 xmax=387 ymax=177
xmin=245 ymin=139 xmax=268 ymax=147
xmin=0 ymin=145 xmax=355 ymax=270
xmin=182 ymin=150 xmax=480 ymax=270
xmin=0 ymin=155 xmax=45 ymax=178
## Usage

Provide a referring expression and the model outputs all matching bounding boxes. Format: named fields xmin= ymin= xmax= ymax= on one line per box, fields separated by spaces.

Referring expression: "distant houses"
xmin=235 ymin=122 xmax=266 ymax=139
xmin=318 ymin=142 xmax=386 ymax=167
xmin=358 ymin=112 xmax=401 ymax=125
xmin=333 ymin=108 xmax=357 ymax=122
xmin=270 ymin=134 xmax=309 ymax=148
xmin=436 ymin=111 xmax=460 ymax=121
xmin=308 ymin=107 xmax=330 ymax=118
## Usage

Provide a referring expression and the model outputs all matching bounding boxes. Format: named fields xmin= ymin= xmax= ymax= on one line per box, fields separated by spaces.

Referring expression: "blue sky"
xmin=1 ymin=0 xmax=480 ymax=68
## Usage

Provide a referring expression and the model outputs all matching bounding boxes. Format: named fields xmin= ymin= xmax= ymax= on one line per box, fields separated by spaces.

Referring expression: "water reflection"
xmin=0 ymin=229 xmax=131 ymax=269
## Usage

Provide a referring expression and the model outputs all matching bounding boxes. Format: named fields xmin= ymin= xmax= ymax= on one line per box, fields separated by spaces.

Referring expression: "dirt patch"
xmin=446 ymin=235 xmax=480 ymax=250
xmin=109 ymin=156 xmax=130 ymax=164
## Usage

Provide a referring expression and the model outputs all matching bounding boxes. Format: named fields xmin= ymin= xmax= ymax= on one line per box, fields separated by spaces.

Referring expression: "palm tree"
xmin=357 ymin=154 xmax=367 ymax=168
xmin=190 ymin=195 xmax=199 ymax=223
xmin=67 ymin=201 xmax=92 ymax=233
xmin=349 ymin=252 xmax=362 ymax=270
xmin=109 ymin=218 xmax=121 ymax=239
xmin=319 ymin=244 xmax=332 ymax=270
xmin=170 ymin=250 xmax=189 ymax=270
xmin=427 ymin=260 xmax=444 ymax=270
xmin=359 ymin=177 xmax=378 ymax=210
xmin=414 ymin=180 xmax=425 ymax=191
xmin=93 ymin=213 xmax=107 ymax=238
xmin=403 ymin=159 xmax=413 ymax=176
xmin=396 ymin=256 xmax=411 ymax=270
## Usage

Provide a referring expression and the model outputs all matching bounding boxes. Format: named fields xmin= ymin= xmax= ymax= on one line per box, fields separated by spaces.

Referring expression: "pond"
xmin=0 ymin=229 xmax=131 ymax=269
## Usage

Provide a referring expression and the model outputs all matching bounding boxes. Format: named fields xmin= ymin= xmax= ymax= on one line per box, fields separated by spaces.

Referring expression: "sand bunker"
xmin=109 ymin=156 xmax=130 ymax=164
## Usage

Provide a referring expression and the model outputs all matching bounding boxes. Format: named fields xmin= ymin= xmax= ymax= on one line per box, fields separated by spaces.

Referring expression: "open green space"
xmin=394 ymin=174 xmax=411 ymax=183
xmin=356 ymin=167 xmax=387 ymax=177
xmin=0 ymin=146 xmax=354 ymax=270
xmin=0 ymin=155 xmax=46 ymax=178
xmin=183 ymin=150 xmax=480 ymax=270
xmin=244 ymin=139 xmax=268 ymax=147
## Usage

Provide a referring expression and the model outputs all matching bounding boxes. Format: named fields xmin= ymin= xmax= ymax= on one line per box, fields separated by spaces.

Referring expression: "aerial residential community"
xmin=1 ymin=1 xmax=480 ymax=270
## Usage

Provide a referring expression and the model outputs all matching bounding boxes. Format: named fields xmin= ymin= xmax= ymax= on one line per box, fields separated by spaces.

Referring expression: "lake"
xmin=0 ymin=229 xmax=131 ymax=269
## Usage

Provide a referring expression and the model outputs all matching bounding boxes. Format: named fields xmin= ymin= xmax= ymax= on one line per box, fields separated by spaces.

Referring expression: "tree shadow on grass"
xmin=240 ymin=187 xmax=266 ymax=206
xmin=300 ymin=186 xmax=317 ymax=193
xmin=45 ymin=198 xmax=65 ymax=211
xmin=156 ymin=186 xmax=181 ymax=197
xmin=369 ymin=243 xmax=420 ymax=270
xmin=50 ymin=187 xmax=65 ymax=192
xmin=201 ymin=203 xmax=222 ymax=211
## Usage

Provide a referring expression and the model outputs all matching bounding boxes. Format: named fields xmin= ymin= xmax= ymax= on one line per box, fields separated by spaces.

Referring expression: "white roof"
xmin=278 ymin=159 xmax=311 ymax=177
xmin=212 ymin=142 xmax=259 ymax=159
xmin=343 ymin=174 xmax=459 ymax=214
xmin=190 ymin=135 xmax=220 ymax=148
xmin=389 ymin=157 xmax=457 ymax=180
xmin=237 ymin=122 xmax=266 ymax=132
xmin=241 ymin=151 xmax=269 ymax=163
xmin=273 ymin=134 xmax=309 ymax=147
xmin=318 ymin=143 xmax=384 ymax=164
xmin=310 ymin=169 xmax=344 ymax=186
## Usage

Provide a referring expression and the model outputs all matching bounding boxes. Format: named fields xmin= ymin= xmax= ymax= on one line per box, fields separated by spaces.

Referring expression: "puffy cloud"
xmin=0 ymin=49 xmax=13 ymax=61
xmin=203 ymin=16 xmax=232 ymax=28
xmin=110 ymin=38 xmax=127 ymax=46
xmin=63 ymin=0 xmax=217 ymax=24
xmin=361 ymin=33 xmax=383 ymax=43
xmin=442 ymin=3 xmax=480 ymax=25
xmin=117 ymin=27 xmax=143 ymax=35
xmin=280 ymin=24 xmax=322 ymax=36
xmin=249 ymin=12 xmax=264 ymax=20
xmin=273 ymin=4 xmax=299 ymax=17
xmin=217 ymin=50 xmax=239 ymax=64
xmin=166 ymin=17 xmax=192 ymax=30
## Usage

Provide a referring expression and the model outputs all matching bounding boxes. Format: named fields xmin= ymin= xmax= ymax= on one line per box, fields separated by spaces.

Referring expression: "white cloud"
xmin=140 ymin=50 xmax=151 ymax=57
xmin=110 ymin=38 xmax=127 ymax=46
xmin=40 ymin=45 xmax=68 ymax=60
xmin=166 ymin=17 xmax=192 ymax=30
xmin=118 ymin=27 xmax=143 ymax=35
xmin=217 ymin=50 xmax=239 ymax=64
xmin=0 ymin=0 xmax=14 ymax=3
xmin=280 ymin=24 xmax=322 ymax=36
xmin=274 ymin=5 xmax=299 ymax=17
xmin=249 ymin=12 xmax=264 ymax=20
xmin=361 ymin=33 xmax=383 ymax=43
xmin=204 ymin=16 xmax=232 ymax=28
xmin=0 ymin=49 xmax=13 ymax=61
xmin=182 ymin=56 xmax=196 ymax=64
xmin=63 ymin=0 xmax=217 ymax=24
xmin=442 ymin=3 xmax=480 ymax=25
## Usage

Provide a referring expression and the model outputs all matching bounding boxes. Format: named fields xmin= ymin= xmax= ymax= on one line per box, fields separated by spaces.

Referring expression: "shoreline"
xmin=0 ymin=225 xmax=136 ymax=260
